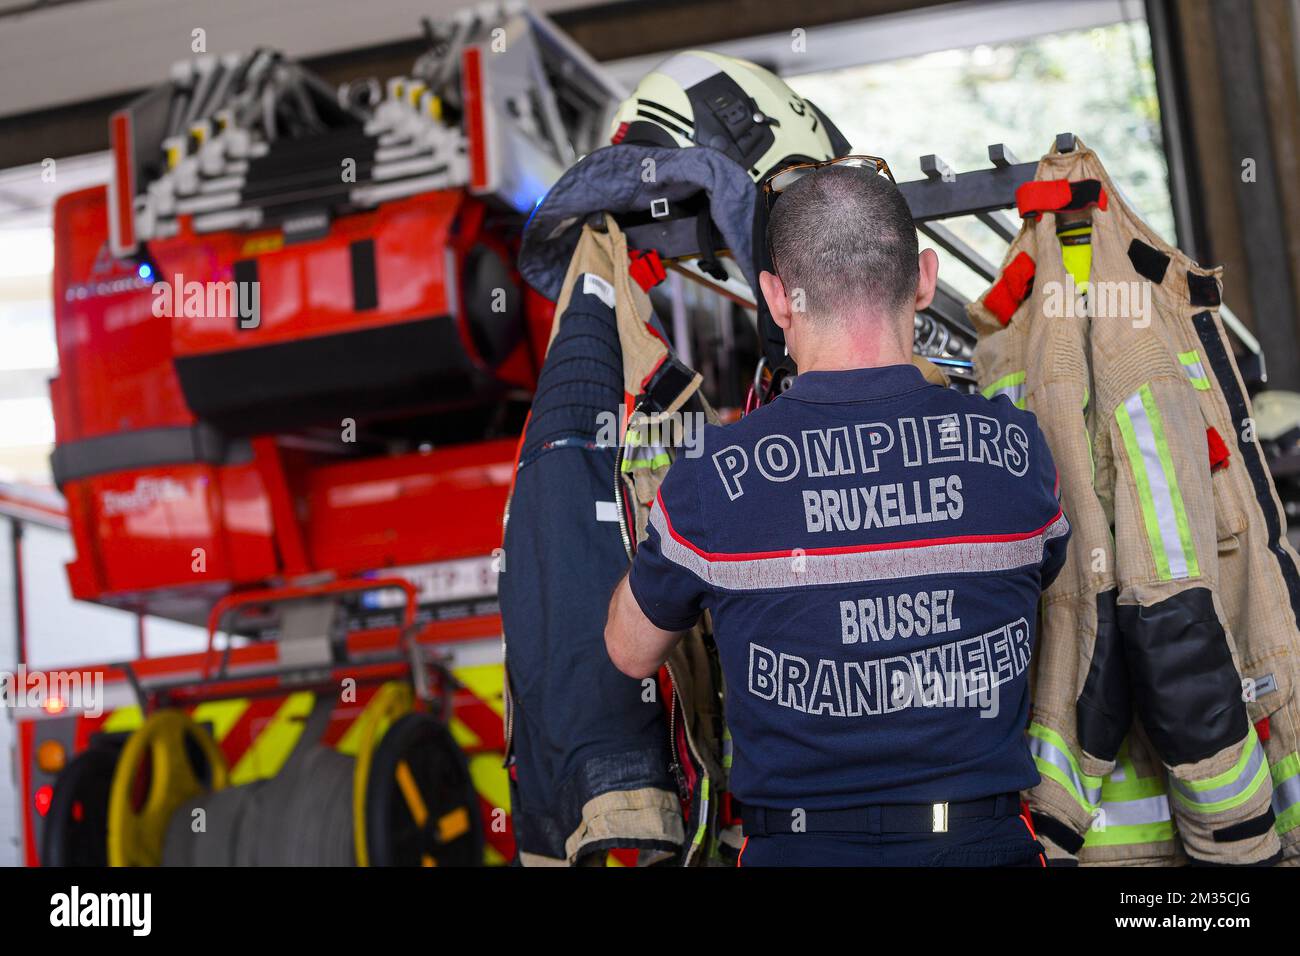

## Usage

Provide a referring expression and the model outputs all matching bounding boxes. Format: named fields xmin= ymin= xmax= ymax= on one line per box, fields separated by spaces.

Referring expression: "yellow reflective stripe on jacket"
xmin=981 ymin=371 xmax=1026 ymax=409
xmin=691 ymin=777 xmax=711 ymax=849
xmin=1097 ymin=747 xmax=1167 ymax=802
xmin=1169 ymin=727 xmax=1269 ymax=814
xmin=621 ymin=448 xmax=671 ymax=472
xmin=1084 ymin=797 xmax=1175 ymax=847
xmin=1028 ymin=722 xmax=1102 ymax=813
xmin=1272 ymin=753 xmax=1300 ymax=834
xmin=1082 ymin=746 xmax=1175 ymax=847
xmin=1177 ymin=349 xmax=1212 ymax=391
xmin=1115 ymin=384 xmax=1199 ymax=580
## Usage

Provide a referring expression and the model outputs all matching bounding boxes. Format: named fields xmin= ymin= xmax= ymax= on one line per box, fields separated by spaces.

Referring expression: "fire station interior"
xmin=0 ymin=0 xmax=1299 ymax=874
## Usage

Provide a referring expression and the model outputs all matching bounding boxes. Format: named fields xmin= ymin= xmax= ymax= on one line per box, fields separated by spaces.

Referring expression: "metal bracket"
xmin=118 ymin=661 xmax=149 ymax=712
xmin=987 ymin=143 xmax=1020 ymax=167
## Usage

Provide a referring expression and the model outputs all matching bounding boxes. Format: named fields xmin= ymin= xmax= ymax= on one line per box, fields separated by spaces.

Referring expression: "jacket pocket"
xmin=1207 ymin=428 xmax=1248 ymax=551
xmin=1238 ymin=647 xmax=1294 ymax=731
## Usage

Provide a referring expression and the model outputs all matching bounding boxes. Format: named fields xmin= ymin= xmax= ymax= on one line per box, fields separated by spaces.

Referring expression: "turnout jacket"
xmin=972 ymin=140 xmax=1300 ymax=866
xmin=502 ymin=217 xmax=730 ymax=865
xmin=630 ymin=363 xmax=1070 ymax=810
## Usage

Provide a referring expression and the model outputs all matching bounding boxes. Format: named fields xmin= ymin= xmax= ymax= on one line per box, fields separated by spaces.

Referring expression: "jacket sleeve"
xmin=628 ymin=457 xmax=711 ymax=632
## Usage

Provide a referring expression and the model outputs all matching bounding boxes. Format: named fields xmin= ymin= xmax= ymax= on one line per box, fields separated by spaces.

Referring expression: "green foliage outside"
xmin=788 ymin=20 xmax=1172 ymax=299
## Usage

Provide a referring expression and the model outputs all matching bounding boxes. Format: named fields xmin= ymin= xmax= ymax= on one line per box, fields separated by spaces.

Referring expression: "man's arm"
xmin=1034 ymin=425 xmax=1071 ymax=590
xmin=604 ymin=572 xmax=687 ymax=679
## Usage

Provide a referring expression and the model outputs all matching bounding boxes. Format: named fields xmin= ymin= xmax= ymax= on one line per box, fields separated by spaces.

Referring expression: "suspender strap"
xmin=1017 ymin=178 xmax=1108 ymax=218
xmin=638 ymin=353 xmax=703 ymax=415
xmin=1127 ymin=238 xmax=1171 ymax=284
xmin=1188 ymin=272 xmax=1222 ymax=307
xmin=1128 ymin=240 xmax=1221 ymax=310
xmin=743 ymin=793 xmax=1021 ymax=836
xmin=983 ymin=251 xmax=1036 ymax=326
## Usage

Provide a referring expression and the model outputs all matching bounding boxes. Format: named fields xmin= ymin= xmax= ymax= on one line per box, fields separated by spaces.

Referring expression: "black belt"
xmin=742 ymin=793 xmax=1022 ymax=836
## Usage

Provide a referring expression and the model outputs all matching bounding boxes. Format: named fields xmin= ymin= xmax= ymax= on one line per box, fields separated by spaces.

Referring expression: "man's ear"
xmin=759 ymin=270 xmax=793 ymax=330
xmin=914 ymin=248 xmax=939 ymax=313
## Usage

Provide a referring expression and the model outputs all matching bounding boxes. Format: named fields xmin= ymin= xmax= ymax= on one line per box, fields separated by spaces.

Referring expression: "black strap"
xmin=751 ymin=182 xmax=787 ymax=369
xmin=1188 ymin=271 xmax=1221 ymax=307
xmin=638 ymin=354 xmax=698 ymax=414
xmin=694 ymin=212 xmax=728 ymax=281
xmin=1193 ymin=310 xmax=1300 ymax=628
xmin=1127 ymin=238 xmax=1170 ymax=284
xmin=743 ymin=793 xmax=1020 ymax=836
xmin=349 ymin=238 xmax=378 ymax=311
xmin=1030 ymin=810 xmax=1085 ymax=854
xmin=613 ymin=191 xmax=710 ymax=229
xmin=1213 ymin=807 xmax=1276 ymax=843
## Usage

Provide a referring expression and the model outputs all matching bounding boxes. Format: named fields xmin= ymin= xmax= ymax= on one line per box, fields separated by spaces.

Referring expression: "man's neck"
xmin=793 ymin=328 xmax=913 ymax=373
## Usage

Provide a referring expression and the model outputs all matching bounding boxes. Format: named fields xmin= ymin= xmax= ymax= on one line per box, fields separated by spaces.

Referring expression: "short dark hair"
xmin=767 ymin=165 xmax=919 ymax=322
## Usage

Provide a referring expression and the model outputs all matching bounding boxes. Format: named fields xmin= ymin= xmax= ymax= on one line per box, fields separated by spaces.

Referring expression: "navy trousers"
xmin=738 ymin=814 xmax=1045 ymax=867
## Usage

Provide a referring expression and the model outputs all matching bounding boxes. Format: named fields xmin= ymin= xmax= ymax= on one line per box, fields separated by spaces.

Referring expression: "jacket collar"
xmin=781 ymin=363 xmax=930 ymax=405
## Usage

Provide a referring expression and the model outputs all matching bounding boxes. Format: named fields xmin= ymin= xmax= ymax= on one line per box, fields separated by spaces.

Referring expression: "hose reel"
xmin=100 ymin=681 xmax=481 ymax=866
xmin=107 ymin=709 xmax=229 ymax=867
xmin=42 ymin=740 xmax=124 ymax=867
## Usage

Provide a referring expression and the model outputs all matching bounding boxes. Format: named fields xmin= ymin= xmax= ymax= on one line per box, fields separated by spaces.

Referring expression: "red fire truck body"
xmin=15 ymin=8 xmax=625 ymax=866
xmin=19 ymin=177 xmax=536 ymax=866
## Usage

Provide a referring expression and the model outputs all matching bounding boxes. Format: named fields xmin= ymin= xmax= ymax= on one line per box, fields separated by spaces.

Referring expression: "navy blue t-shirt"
xmin=629 ymin=364 xmax=1069 ymax=811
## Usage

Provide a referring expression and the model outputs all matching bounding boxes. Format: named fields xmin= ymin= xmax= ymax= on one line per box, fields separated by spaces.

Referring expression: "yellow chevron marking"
xmin=333 ymin=705 xmax=368 ymax=757
xmin=191 ymin=699 xmax=249 ymax=741
xmin=230 ymin=692 xmax=314 ymax=784
xmin=333 ymin=704 xmax=370 ymax=757
xmin=336 ymin=684 xmax=410 ymax=757
xmin=468 ymin=753 xmax=510 ymax=815
xmin=102 ymin=706 xmax=142 ymax=733
xmin=451 ymin=664 xmax=505 ymax=717
xmin=448 ymin=716 xmax=480 ymax=749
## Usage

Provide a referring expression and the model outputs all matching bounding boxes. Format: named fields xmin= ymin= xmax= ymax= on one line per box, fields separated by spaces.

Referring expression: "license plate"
xmin=360 ymin=556 xmax=499 ymax=609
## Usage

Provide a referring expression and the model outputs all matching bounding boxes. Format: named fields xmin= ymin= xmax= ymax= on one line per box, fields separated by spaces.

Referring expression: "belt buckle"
xmin=931 ymin=802 xmax=949 ymax=833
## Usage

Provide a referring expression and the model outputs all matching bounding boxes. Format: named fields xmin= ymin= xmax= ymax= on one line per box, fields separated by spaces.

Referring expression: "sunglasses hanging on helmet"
xmin=762 ymin=155 xmax=895 ymax=282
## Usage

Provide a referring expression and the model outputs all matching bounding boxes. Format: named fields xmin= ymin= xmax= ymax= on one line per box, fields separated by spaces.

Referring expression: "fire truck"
xmin=22 ymin=0 xmax=1269 ymax=868
xmin=15 ymin=4 xmax=626 ymax=867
